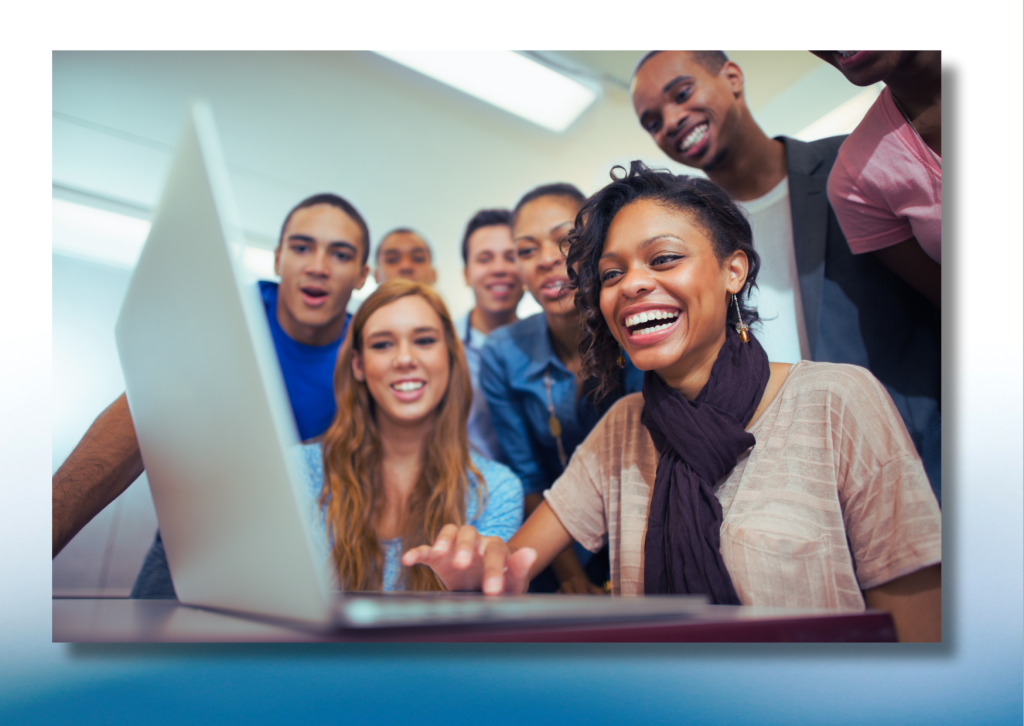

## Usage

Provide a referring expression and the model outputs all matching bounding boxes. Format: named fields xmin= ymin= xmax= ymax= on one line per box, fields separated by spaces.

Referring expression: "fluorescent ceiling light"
xmin=375 ymin=51 xmax=599 ymax=133
xmin=52 ymin=198 xmax=150 ymax=269
xmin=795 ymin=84 xmax=883 ymax=142
xmin=53 ymin=197 xmax=275 ymax=282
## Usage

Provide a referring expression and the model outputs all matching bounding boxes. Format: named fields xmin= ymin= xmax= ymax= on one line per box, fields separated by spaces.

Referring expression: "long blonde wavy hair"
xmin=319 ymin=280 xmax=483 ymax=591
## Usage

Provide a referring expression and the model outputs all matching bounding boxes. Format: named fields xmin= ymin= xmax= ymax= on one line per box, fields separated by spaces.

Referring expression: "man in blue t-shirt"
xmin=52 ymin=194 xmax=372 ymax=594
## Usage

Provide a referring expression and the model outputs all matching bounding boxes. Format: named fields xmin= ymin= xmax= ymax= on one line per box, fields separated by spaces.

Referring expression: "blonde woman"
xmin=300 ymin=280 xmax=522 ymax=590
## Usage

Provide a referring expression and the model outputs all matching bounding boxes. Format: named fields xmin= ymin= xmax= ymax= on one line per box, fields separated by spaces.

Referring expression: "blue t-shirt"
xmin=260 ymin=281 xmax=349 ymax=440
xmin=298 ymin=444 xmax=523 ymax=591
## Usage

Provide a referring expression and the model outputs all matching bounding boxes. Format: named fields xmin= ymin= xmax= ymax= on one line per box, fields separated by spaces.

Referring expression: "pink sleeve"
xmin=831 ymin=367 xmax=942 ymax=590
xmin=827 ymin=148 xmax=914 ymax=255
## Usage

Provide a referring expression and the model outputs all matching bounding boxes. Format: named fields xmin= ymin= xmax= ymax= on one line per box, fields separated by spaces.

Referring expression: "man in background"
xmin=454 ymin=209 xmax=524 ymax=460
xmin=374 ymin=228 xmax=437 ymax=285
xmin=630 ymin=51 xmax=941 ymax=500
xmin=52 ymin=193 xmax=372 ymax=595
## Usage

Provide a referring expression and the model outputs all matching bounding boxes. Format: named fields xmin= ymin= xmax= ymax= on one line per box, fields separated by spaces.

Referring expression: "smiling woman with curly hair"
xmin=405 ymin=162 xmax=942 ymax=642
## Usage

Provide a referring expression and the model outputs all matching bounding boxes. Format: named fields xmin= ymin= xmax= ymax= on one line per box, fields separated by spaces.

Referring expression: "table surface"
xmin=53 ymin=598 xmax=897 ymax=643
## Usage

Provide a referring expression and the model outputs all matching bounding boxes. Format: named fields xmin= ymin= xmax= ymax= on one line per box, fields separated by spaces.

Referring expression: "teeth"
xmin=631 ymin=323 xmax=673 ymax=337
xmin=393 ymin=381 xmax=424 ymax=392
xmin=838 ymin=51 xmax=858 ymax=58
xmin=682 ymin=124 xmax=708 ymax=151
xmin=625 ymin=310 xmax=679 ymax=328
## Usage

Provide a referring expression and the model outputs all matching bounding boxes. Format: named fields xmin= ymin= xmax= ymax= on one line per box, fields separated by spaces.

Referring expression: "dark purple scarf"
xmin=640 ymin=326 xmax=769 ymax=603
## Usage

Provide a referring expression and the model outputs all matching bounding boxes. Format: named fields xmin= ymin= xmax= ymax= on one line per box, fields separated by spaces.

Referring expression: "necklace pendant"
xmin=548 ymin=415 xmax=562 ymax=438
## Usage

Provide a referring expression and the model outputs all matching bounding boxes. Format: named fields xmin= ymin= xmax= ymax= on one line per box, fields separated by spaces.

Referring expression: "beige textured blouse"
xmin=545 ymin=361 xmax=941 ymax=610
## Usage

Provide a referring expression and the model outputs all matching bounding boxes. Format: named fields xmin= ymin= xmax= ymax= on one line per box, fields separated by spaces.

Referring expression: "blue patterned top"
xmin=298 ymin=444 xmax=524 ymax=591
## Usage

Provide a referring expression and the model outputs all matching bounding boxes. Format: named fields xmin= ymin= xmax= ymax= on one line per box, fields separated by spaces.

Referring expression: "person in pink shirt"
xmin=813 ymin=51 xmax=941 ymax=307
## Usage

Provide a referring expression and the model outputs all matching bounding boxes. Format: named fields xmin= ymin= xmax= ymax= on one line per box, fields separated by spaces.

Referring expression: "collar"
xmin=519 ymin=313 xmax=573 ymax=380
xmin=458 ymin=311 xmax=489 ymax=351
xmin=775 ymin=135 xmax=826 ymax=177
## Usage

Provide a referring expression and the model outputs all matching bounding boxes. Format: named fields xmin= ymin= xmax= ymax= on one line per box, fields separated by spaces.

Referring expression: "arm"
xmin=524 ymin=492 xmax=604 ymax=595
xmin=826 ymin=145 xmax=941 ymax=308
xmin=833 ymin=368 xmax=943 ymax=639
xmin=402 ymin=501 xmax=573 ymax=595
xmin=872 ymin=237 xmax=941 ymax=308
xmin=52 ymin=393 xmax=145 ymax=557
xmin=864 ymin=564 xmax=941 ymax=642
xmin=405 ymin=423 xmax=612 ymax=595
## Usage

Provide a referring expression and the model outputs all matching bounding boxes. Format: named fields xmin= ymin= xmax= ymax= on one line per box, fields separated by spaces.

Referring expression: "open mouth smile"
xmin=539 ymin=277 xmax=570 ymax=300
xmin=389 ymin=378 xmax=428 ymax=402
xmin=833 ymin=51 xmax=871 ymax=68
xmin=624 ymin=309 xmax=680 ymax=338
xmin=391 ymin=381 xmax=425 ymax=392
xmin=677 ymin=123 xmax=709 ymax=158
xmin=486 ymin=282 xmax=514 ymax=298
xmin=300 ymin=286 xmax=329 ymax=307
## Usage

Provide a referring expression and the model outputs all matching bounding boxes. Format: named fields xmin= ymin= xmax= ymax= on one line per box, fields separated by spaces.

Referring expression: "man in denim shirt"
xmin=454 ymin=209 xmax=524 ymax=461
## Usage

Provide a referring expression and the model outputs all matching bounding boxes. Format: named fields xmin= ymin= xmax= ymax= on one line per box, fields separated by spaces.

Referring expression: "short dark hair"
xmin=375 ymin=228 xmax=433 ymax=263
xmin=511 ymin=183 xmax=587 ymax=230
xmin=566 ymin=160 xmax=761 ymax=398
xmin=461 ymin=209 xmax=512 ymax=265
xmin=631 ymin=51 xmax=730 ymax=82
xmin=278 ymin=193 xmax=371 ymax=265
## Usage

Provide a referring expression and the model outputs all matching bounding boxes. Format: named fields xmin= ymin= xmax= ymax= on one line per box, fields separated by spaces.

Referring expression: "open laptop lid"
xmin=114 ymin=102 xmax=334 ymax=625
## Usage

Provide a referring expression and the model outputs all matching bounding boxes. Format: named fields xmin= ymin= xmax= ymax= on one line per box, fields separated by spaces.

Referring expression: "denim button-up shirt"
xmin=456 ymin=312 xmax=502 ymax=462
xmin=479 ymin=312 xmax=644 ymax=498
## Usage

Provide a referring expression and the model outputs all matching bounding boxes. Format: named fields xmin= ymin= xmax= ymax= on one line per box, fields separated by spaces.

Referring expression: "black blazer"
xmin=781 ymin=135 xmax=941 ymax=503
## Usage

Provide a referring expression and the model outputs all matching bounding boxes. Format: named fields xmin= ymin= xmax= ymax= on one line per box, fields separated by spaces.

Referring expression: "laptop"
xmin=115 ymin=101 xmax=705 ymax=632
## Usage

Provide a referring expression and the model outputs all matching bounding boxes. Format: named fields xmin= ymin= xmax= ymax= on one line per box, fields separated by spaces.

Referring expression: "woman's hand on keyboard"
xmin=402 ymin=524 xmax=537 ymax=595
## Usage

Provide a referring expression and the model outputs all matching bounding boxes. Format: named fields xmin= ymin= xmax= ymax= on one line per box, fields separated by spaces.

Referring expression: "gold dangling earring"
xmin=733 ymin=294 xmax=750 ymax=343
xmin=616 ymin=347 xmax=626 ymax=368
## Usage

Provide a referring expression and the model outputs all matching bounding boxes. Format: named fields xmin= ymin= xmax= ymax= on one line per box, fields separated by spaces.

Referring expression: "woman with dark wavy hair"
xmin=299 ymin=279 xmax=523 ymax=591
xmin=477 ymin=182 xmax=644 ymax=594
xmin=405 ymin=163 xmax=942 ymax=641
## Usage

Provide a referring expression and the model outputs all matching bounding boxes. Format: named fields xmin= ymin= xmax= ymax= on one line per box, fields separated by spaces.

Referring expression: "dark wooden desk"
xmin=53 ymin=598 xmax=897 ymax=643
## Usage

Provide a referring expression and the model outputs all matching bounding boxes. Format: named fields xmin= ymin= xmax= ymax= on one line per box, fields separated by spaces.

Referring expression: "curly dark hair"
xmin=566 ymin=161 xmax=761 ymax=398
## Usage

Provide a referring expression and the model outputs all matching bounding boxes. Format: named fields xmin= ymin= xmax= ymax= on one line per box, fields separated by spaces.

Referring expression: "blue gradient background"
xmin=9 ymin=17 xmax=1023 ymax=726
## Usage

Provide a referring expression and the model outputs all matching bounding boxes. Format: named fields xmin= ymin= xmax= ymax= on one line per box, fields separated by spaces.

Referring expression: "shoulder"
xmin=469 ymin=453 xmax=520 ymax=491
xmin=480 ymin=313 xmax=545 ymax=371
xmin=258 ymin=279 xmax=278 ymax=300
xmin=839 ymin=92 xmax=890 ymax=150
xmin=805 ymin=134 xmax=849 ymax=160
xmin=779 ymin=360 xmax=889 ymax=400
xmin=603 ymin=390 xmax=646 ymax=418
xmin=772 ymin=361 xmax=903 ymax=433
xmin=579 ymin=392 xmax=651 ymax=458
xmin=486 ymin=313 xmax=545 ymax=346
xmin=778 ymin=134 xmax=849 ymax=169
xmin=297 ymin=442 xmax=324 ymax=474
